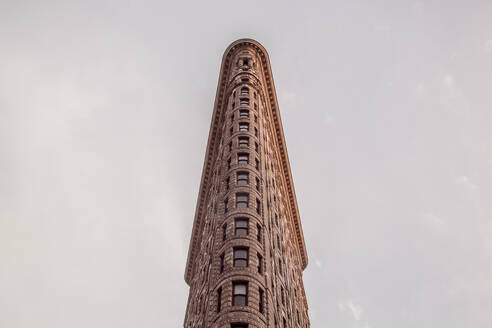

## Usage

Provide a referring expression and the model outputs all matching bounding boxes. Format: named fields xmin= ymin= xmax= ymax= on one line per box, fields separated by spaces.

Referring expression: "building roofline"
xmin=184 ymin=39 xmax=308 ymax=285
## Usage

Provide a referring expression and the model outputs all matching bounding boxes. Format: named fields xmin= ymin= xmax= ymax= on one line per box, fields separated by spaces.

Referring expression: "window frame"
xmin=233 ymin=247 xmax=249 ymax=268
xmin=236 ymin=193 xmax=249 ymax=208
xmin=232 ymin=281 xmax=248 ymax=306
xmin=234 ymin=217 xmax=249 ymax=236
xmin=238 ymin=136 xmax=249 ymax=147
xmin=238 ymin=153 xmax=249 ymax=165
xmin=237 ymin=171 xmax=249 ymax=185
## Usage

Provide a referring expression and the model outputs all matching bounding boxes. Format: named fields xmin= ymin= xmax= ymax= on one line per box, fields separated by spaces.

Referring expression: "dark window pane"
xmin=233 ymin=295 xmax=246 ymax=306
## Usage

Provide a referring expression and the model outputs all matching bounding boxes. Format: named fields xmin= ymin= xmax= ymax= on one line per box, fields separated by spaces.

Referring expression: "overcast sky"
xmin=1 ymin=0 xmax=491 ymax=327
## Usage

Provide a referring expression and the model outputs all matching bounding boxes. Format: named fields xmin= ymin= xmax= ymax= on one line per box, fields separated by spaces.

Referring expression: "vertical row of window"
xmin=215 ymin=83 xmax=264 ymax=326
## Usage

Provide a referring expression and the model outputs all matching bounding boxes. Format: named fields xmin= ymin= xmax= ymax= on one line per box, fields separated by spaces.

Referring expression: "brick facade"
xmin=184 ymin=39 xmax=310 ymax=328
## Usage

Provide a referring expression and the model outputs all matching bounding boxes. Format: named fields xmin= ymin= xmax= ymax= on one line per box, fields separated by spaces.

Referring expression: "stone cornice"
xmin=185 ymin=39 xmax=308 ymax=285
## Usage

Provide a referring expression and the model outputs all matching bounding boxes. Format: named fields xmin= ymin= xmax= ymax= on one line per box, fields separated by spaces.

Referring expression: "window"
xmin=257 ymin=224 xmax=262 ymax=242
xmin=231 ymin=324 xmax=248 ymax=328
xmin=256 ymin=198 xmax=261 ymax=214
xmin=283 ymin=318 xmax=286 ymax=328
xmin=255 ymin=177 xmax=260 ymax=191
xmin=229 ymin=141 xmax=232 ymax=152
xmin=236 ymin=193 xmax=249 ymax=208
xmin=220 ymin=253 xmax=225 ymax=273
xmin=254 ymin=92 xmax=257 ymax=99
xmin=227 ymin=158 xmax=231 ymax=169
xmin=233 ymin=247 xmax=248 ymax=267
xmin=239 ymin=109 xmax=249 ymax=118
xmin=240 ymin=98 xmax=249 ymax=105
xmin=241 ymin=87 xmax=249 ymax=95
xmin=230 ymin=126 xmax=233 ymax=136
xmin=259 ymin=288 xmax=264 ymax=314
xmin=254 ymin=127 xmax=258 ymax=137
xmin=232 ymin=102 xmax=235 ymax=109
xmin=255 ymin=142 xmax=259 ymax=153
xmin=232 ymin=282 xmax=248 ymax=306
xmin=238 ymin=137 xmax=249 ymax=147
xmin=239 ymin=122 xmax=249 ymax=131
xmin=226 ymin=177 xmax=230 ymax=190
xmin=257 ymin=253 xmax=263 ymax=273
xmin=237 ymin=171 xmax=249 ymax=185
xmin=224 ymin=198 xmax=228 ymax=213
xmin=241 ymin=77 xmax=249 ymax=82
xmin=254 ymin=115 xmax=258 ymax=123
xmin=238 ymin=153 xmax=249 ymax=164
xmin=230 ymin=114 xmax=234 ymax=124
xmin=254 ymin=103 xmax=257 ymax=110
xmin=235 ymin=218 xmax=249 ymax=236
xmin=233 ymin=91 xmax=236 ymax=98
xmin=255 ymin=159 xmax=259 ymax=169
xmin=281 ymin=287 xmax=285 ymax=305
xmin=222 ymin=224 xmax=227 ymax=241
xmin=217 ymin=287 xmax=222 ymax=312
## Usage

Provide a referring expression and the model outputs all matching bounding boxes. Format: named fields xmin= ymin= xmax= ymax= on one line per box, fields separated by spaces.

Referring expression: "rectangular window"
xmin=239 ymin=122 xmax=249 ymax=132
xmin=254 ymin=103 xmax=257 ymax=110
xmin=232 ymin=282 xmax=248 ymax=306
xmin=235 ymin=218 xmax=249 ymax=236
xmin=239 ymin=109 xmax=249 ymax=118
xmin=255 ymin=177 xmax=260 ymax=191
xmin=236 ymin=193 xmax=249 ymax=208
xmin=217 ymin=287 xmax=222 ymax=313
xmin=230 ymin=114 xmax=234 ymax=124
xmin=256 ymin=224 xmax=262 ymax=242
xmin=259 ymin=288 xmax=264 ymax=314
xmin=255 ymin=142 xmax=259 ymax=153
xmin=254 ymin=115 xmax=258 ymax=123
xmin=254 ymin=92 xmax=257 ymax=99
xmin=240 ymin=98 xmax=249 ymax=105
xmin=222 ymin=224 xmax=227 ymax=241
xmin=227 ymin=158 xmax=231 ymax=169
xmin=231 ymin=324 xmax=248 ymax=328
xmin=257 ymin=253 xmax=263 ymax=274
xmin=254 ymin=127 xmax=258 ymax=137
xmin=230 ymin=126 xmax=233 ymax=136
xmin=233 ymin=247 xmax=248 ymax=267
xmin=237 ymin=171 xmax=249 ymax=185
xmin=241 ymin=87 xmax=249 ymax=95
xmin=238 ymin=153 xmax=249 ymax=165
xmin=226 ymin=177 xmax=230 ymax=190
xmin=255 ymin=159 xmax=259 ymax=170
xmin=238 ymin=136 xmax=249 ymax=147
xmin=224 ymin=198 xmax=228 ymax=213
xmin=229 ymin=141 xmax=233 ymax=152
xmin=256 ymin=198 xmax=261 ymax=214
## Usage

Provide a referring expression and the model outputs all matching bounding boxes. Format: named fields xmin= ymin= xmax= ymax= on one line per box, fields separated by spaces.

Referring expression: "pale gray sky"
xmin=1 ymin=0 xmax=491 ymax=327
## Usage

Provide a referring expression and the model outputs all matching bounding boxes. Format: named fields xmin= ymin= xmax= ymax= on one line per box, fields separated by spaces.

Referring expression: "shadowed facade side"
xmin=184 ymin=39 xmax=310 ymax=328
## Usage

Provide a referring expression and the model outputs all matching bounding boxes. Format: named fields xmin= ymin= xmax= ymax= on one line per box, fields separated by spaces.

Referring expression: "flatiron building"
xmin=184 ymin=39 xmax=310 ymax=328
